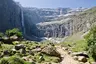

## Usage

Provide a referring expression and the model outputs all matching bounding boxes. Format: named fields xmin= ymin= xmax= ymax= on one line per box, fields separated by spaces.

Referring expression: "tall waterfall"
xmin=21 ymin=7 xmax=26 ymax=35
xmin=16 ymin=3 xmax=26 ymax=35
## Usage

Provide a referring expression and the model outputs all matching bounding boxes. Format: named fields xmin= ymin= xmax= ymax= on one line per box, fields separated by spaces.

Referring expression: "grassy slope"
xmin=60 ymin=32 xmax=88 ymax=52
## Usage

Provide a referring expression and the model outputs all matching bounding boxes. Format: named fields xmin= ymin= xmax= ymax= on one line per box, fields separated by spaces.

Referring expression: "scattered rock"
xmin=42 ymin=45 xmax=60 ymax=57
xmin=72 ymin=52 xmax=89 ymax=58
xmin=10 ymin=35 xmax=18 ymax=41
xmin=78 ymin=56 xmax=88 ymax=63
xmin=15 ymin=44 xmax=25 ymax=50
xmin=68 ymin=50 xmax=72 ymax=54
xmin=3 ymin=50 xmax=10 ymax=56
xmin=73 ymin=56 xmax=78 ymax=60
xmin=20 ymin=48 xmax=26 ymax=54
xmin=65 ymin=48 xmax=69 ymax=51
xmin=2 ymin=36 xmax=12 ymax=44
xmin=32 ymin=48 xmax=41 ymax=52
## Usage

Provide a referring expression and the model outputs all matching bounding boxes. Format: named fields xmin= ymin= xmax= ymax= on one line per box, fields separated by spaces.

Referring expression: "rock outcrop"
xmin=37 ymin=7 xmax=96 ymax=38
xmin=0 ymin=0 xmax=22 ymax=32
xmin=0 ymin=0 xmax=40 ymax=41
xmin=37 ymin=17 xmax=74 ymax=37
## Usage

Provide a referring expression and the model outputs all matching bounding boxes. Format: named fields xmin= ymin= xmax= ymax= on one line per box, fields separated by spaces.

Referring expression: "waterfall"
xmin=16 ymin=3 xmax=26 ymax=35
xmin=21 ymin=7 xmax=26 ymax=35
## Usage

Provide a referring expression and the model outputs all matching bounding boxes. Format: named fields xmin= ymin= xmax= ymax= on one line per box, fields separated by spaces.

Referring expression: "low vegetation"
xmin=0 ymin=28 xmax=61 ymax=64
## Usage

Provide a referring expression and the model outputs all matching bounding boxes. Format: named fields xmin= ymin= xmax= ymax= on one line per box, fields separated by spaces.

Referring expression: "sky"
xmin=14 ymin=0 xmax=96 ymax=8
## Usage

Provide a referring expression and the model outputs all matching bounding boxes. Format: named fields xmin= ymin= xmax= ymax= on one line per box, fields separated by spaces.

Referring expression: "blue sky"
xmin=14 ymin=0 xmax=96 ymax=8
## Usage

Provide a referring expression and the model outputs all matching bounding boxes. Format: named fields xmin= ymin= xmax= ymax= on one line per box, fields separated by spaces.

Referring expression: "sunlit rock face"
xmin=0 ymin=0 xmax=22 ymax=32
xmin=37 ymin=18 xmax=74 ymax=38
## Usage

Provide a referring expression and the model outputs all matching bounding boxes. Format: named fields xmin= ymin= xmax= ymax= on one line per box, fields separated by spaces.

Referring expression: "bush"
xmin=0 ymin=58 xmax=9 ymax=64
xmin=5 ymin=28 xmax=22 ymax=37
xmin=0 ymin=56 xmax=27 ymax=64
xmin=0 ymin=32 xmax=4 ymax=37
xmin=8 ymin=56 xmax=25 ymax=64
xmin=85 ymin=26 xmax=96 ymax=60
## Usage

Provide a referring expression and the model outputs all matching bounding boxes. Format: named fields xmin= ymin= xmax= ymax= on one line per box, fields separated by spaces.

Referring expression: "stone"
xmin=32 ymin=48 xmax=41 ymax=52
xmin=15 ymin=44 xmax=25 ymax=50
xmin=42 ymin=45 xmax=60 ymax=57
xmin=73 ymin=56 xmax=78 ymax=60
xmin=2 ymin=36 xmax=12 ymax=44
xmin=72 ymin=52 xmax=89 ymax=58
xmin=68 ymin=50 xmax=72 ymax=54
xmin=3 ymin=50 xmax=10 ymax=56
xmin=10 ymin=35 xmax=18 ymax=40
xmin=78 ymin=56 xmax=88 ymax=62
xmin=20 ymin=49 xmax=26 ymax=54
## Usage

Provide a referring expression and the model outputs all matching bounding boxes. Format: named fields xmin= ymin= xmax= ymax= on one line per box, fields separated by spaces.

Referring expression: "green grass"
xmin=60 ymin=32 xmax=88 ymax=52
xmin=43 ymin=54 xmax=60 ymax=63
xmin=72 ymin=40 xmax=87 ymax=52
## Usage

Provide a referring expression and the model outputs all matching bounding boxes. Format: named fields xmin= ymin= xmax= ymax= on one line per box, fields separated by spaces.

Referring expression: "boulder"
xmin=15 ymin=44 xmax=25 ymax=50
xmin=42 ymin=45 xmax=60 ymax=57
xmin=78 ymin=56 xmax=88 ymax=62
xmin=72 ymin=52 xmax=89 ymax=58
xmin=32 ymin=48 xmax=41 ymax=52
xmin=2 ymin=36 xmax=12 ymax=44
xmin=10 ymin=35 xmax=18 ymax=41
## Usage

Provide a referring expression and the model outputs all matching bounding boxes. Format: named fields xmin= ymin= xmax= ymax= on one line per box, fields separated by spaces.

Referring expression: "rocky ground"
xmin=0 ymin=31 xmax=95 ymax=64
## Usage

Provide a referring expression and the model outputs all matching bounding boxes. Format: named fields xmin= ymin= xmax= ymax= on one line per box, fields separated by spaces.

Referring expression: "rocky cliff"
xmin=0 ymin=0 xmax=40 ymax=41
xmin=0 ymin=0 xmax=22 ymax=32
xmin=37 ymin=7 xmax=96 ymax=38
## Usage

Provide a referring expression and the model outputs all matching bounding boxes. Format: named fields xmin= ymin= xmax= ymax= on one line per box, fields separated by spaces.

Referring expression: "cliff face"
xmin=0 ymin=0 xmax=22 ymax=32
xmin=23 ymin=8 xmax=41 ymax=40
xmin=25 ymin=7 xmax=71 ymax=22
xmin=0 ymin=0 xmax=40 ymax=41
xmin=37 ymin=18 xmax=73 ymax=38
xmin=37 ymin=7 xmax=96 ymax=38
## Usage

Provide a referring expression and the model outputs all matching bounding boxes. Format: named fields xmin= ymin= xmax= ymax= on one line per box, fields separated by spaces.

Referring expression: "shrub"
xmin=8 ymin=56 xmax=25 ymax=64
xmin=0 ymin=56 xmax=26 ymax=64
xmin=0 ymin=32 xmax=4 ymax=37
xmin=0 ymin=58 xmax=9 ymax=64
xmin=85 ymin=26 xmax=96 ymax=60
xmin=5 ymin=28 xmax=22 ymax=37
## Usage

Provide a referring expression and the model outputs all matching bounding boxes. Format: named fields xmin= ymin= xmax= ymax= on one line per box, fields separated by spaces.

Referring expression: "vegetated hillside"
xmin=37 ymin=7 xmax=96 ymax=38
xmin=0 ymin=0 xmax=22 ymax=32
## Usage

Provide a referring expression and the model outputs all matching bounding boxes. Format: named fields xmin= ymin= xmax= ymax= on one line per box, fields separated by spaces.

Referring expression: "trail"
xmin=55 ymin=46 xmax=80 ymax=64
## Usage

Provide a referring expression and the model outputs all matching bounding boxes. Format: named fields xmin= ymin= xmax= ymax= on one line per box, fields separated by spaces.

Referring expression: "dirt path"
xmin=55 ymin=46 xmax=80 ymax=64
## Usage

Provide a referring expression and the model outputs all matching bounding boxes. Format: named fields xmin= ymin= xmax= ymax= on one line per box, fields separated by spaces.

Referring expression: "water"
xmin=21 ymin=8 xmax=26 ymax=35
